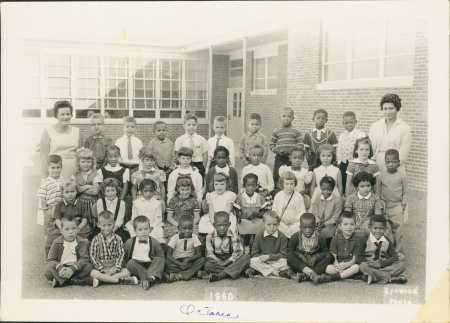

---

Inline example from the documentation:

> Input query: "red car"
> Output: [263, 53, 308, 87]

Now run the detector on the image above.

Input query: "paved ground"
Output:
[22, 150, 427, 303]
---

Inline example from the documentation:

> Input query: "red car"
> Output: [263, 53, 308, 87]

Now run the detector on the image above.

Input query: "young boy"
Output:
[174, 113, 208, 179]
[84, 113, 113, 170]
[239, 113, 268, 167]
[90, 211, 138, 287]
[164, 215, 206, 282]
[322, 211, 360, 282]
[205, 211, 250, 282]
[248, 211, 289, 277]
[44, 216, 94, 287]
[206, 116, 236, 169]
[124, 216, 166, 289]
[148, 121, 176, 177]
[303, 109, 338, 171]
[38, 155, 65, 248]
[115, 116, 143, 181]
[376, 149, 408, 258]
[355, 215, 407, 284]
[287, 213, 334, 284]
[269, 107, 305, 184]
[336, 111, 366, 189]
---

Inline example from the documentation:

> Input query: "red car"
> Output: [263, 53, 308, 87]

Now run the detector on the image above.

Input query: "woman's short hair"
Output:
[53, 100, 73, 118]
[380, 93, 402, 111]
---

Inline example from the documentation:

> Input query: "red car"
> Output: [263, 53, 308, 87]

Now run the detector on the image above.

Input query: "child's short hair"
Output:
[47, 154, 62, 166]
[277, 170, 298, 190]
[61, 216, 79, 228]
[249, 113, 262, 123]
[138, 146, 156, 160]
[214, 211, 230, 223]
[249, 144, 264, 154]
[184, 113, 198, 124]
[209, 172, 233, 192]
[139, 179, 157, 192]
[313, 108, 328, 119]
[343, 111, 356, 120]
[380, 93, 402, 111]
[174, 176, 196, 198]
[243, 173, 258, 186]
[177, 147, 193, 158]
[385, 149, 400, 160]
[153, 120, 167, 131]
[76, 148, 97, 172]
[289, 147, 305, 158]
[61, 180, 77, 192]
[123, 116, 136, 125]
[98, 210, 114, 222]
[352, 137, 374, 159]
[338, 211, 356, 224]
[370, 214, 387, 227]
[89, 113, 104, 124]
[214, 116, 227, 124]
[352, 171, 376, 188]
[281, 107, 294, 116]
[263, 210, 281, 223]
[133, 215, 150, 229]
[300, 212, 316, 225]
[53, 100, 73, 118]
[100, 178, 122, 195]
[178, 214, 194, 227]
[214, 146, 229, 158]
[106, 145, 121, 156]
[319, 175, 336, 190]
[313, 144, 337, 168]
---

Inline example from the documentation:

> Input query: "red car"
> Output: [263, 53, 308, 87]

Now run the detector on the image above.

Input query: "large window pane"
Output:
[324, 63, 347, 81]
[386, 34, 415, 56]
[326, 28, 347, 47]
[385, 55, 414, 77]
[254, 58, 265, 78]
[352, 59, 379, 79]
[254, 79, 265, 90]
[325, 45, 347, 63]
[267, 57, 278, 77]
[353, 21, 380, 42]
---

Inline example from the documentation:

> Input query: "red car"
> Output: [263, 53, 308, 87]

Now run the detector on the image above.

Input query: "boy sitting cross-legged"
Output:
[205, 211, 251, 282]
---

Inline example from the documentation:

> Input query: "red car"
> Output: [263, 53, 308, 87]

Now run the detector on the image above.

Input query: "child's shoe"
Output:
[93, 278, 100, 288]
[244, 246, 250, 254]
[166, 273, 183, 283]
[68, 276, 93, 286]
[51, 278, 58, 288]
[297, 273, 310, 283]
[353, 274, 368, 283]
[197, 270, 206, 279]
[367, 275, 373, 285]
[309, 271, 321, 285]
[397, 252, 405, 261]
[389, 275, 407, 284]
[244, 268, 255, 278]
[319, 274, 332, 284]
[279, 269, 292, 279]
[209, 273, 222, 282]
[119, 277, 138, 285]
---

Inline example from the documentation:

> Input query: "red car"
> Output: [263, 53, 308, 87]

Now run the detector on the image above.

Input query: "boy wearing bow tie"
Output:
[124, 216, 166, 290]
[84, 113, 113, 170]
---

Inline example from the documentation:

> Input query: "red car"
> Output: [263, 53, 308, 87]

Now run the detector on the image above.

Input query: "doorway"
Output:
[227, 88, 243, 142]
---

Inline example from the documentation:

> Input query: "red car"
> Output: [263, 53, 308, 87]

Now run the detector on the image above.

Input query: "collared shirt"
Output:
[96, 197, 126, 228]
[37, 176, 65, 206]
[174, 133, 208, 162]
[301, 232, 316, 252]
[263, 230, 279, 238]
[167, 166, 203, 203]
[78, 169, 101, 183]
[279, 166, 312, 192]
[53, 199, 88, 220]
[239, 131, 268, 163]
[337, 128, 366, 164]
[89, 232, 124, 272]
[358, 192, 371, 200]
[96, 164, 130, 184]
[369, 233, 388, 243]
[84, 134, 112, 168]
[241, 163, 274, 192]
[168, 233, 202, 260]
[206, 229, 243, 263]
[215, 164, 230, 176]
[303, 128, 338, 153]
[207, 134, 235, 167]
[115, 135, 143, 165]
[330, 232, 358, 262]
[61, 240, 78, 265]
[131, 196, 163, 229]
[345, 192, 383, 219]
[132, 237, 151, 262]
[148, 137, 175, 168]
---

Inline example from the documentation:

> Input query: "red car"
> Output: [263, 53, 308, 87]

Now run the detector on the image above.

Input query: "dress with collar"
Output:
[235, 192, 265, 234]
[241, 163, 274, 192]
[310, 164, 341, 204]
[131, 168, 166, 199]
[72, 170, 101, 223]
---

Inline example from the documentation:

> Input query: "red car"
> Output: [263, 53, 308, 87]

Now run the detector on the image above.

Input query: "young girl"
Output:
[199, 172, 237, 235]
[167, 147, 203, 206]
[309, 144, 343, 204]
[94, 178, 128, 241]
[204, 146, 239, 195]
[164, 177, 201, 241]
[272, 171, 306, 238]
[345, 137, 380, 197]
[125, 179, 165, 243]
[72, 149, 101, 229]
[311, 176, 342, 245]
[235, 173, 265, 254]
[278, 147, 313, 209]
[131, 147, 166, 202]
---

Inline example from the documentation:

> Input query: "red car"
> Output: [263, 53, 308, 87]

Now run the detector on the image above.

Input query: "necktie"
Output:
[184, 239, 187, 251]
[127, 137, 133, 160]
[189, 135, 195, 151]
[216, 137, 220, 148]
[138, 239, 148, 244]
[374, 241, 382, 260]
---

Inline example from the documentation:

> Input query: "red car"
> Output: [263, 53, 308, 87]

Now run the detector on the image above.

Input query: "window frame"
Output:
[252, 55, 278, 91]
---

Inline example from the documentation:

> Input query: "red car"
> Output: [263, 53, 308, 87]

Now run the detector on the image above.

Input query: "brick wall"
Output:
[286, 18, 428, 191]
[212, 55, 230, 121]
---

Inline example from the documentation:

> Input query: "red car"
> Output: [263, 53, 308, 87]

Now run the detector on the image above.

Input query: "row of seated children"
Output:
[44, 208, 407, 289]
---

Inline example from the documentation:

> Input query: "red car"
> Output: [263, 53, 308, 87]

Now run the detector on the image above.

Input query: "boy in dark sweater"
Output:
[248, 211, 289, 277]
[287, 212, 334, 284]
[355, 215, 407, 284]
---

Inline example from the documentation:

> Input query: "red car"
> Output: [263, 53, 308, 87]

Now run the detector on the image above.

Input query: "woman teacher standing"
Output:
[369, 94, 411, 173]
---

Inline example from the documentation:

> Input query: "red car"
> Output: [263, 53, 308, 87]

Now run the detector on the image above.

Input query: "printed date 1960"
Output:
[204, 287, 237, 301]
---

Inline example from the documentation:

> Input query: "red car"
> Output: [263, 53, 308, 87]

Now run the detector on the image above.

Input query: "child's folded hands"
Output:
[305, 255, 318, 267]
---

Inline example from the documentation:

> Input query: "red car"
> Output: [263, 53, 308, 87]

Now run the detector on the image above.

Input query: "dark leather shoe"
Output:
[390, 275, 407, 284]
[353, 274, 368, 282]
[297, 273, 310, 283]
[320, 274, 332, 283]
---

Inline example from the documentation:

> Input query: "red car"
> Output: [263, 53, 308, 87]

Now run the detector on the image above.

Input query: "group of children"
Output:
[40, 105, 409, 289]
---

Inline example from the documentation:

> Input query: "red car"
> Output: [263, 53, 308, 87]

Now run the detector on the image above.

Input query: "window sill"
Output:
[250, 89, 277, 96]
[316, 77, 414, 90]
[21, 117, 209, 125]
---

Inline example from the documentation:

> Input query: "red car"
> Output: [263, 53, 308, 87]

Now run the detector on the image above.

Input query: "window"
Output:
[253, 56, 277, 90]
[323, 19, 415, 83]
[230, 59, 243, 77]
[22, 51, 209, 121]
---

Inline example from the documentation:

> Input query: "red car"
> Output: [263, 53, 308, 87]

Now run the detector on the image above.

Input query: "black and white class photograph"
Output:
[1, 1, 448, 322]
